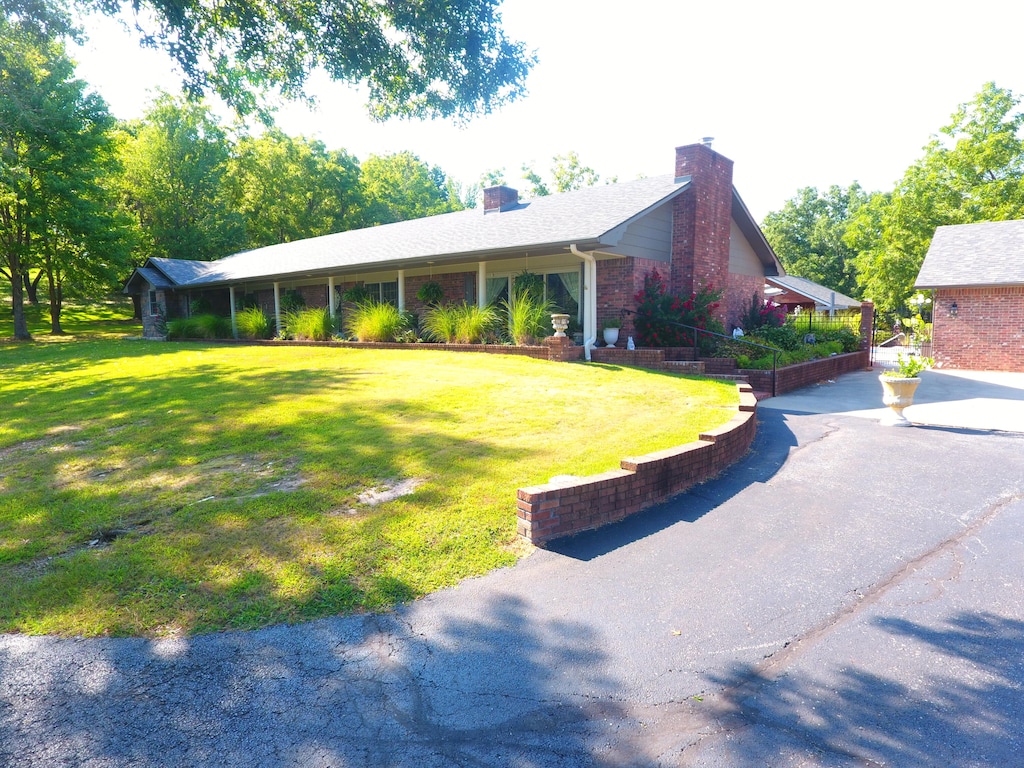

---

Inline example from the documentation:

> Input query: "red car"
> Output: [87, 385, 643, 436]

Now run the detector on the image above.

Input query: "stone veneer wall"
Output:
[516, 384, 757, 545]
[931, 287, 1024, 371]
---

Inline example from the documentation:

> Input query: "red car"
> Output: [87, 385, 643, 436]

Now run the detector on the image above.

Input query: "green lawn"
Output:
[0, 331, 739, 637]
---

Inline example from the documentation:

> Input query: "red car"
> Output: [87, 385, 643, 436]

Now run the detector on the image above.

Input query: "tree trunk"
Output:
[45, 252, 64, 335]
[23, 270, 42, 304]
[9, 270, 31, 340]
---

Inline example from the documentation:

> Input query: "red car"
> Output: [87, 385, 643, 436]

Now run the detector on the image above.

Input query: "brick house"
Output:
[915, 220, 1024, 372]
[124, 141, 783, 354]
[764, 275, 860, 315]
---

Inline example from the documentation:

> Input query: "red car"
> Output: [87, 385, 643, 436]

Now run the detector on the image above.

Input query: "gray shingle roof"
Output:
[766, 275, 860, 309]
[916, 220, 1024, 288]
[152, 174, 691, 288]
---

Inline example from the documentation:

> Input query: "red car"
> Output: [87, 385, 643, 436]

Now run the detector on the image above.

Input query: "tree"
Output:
[360, 152, 465, 225]
[519, 151, 602, 198]
[761, 183, 868, 299]
[847, 82, 1024, 316]
[0, 17, 128, 337]
[227, 131, 362, 249]
[70, 0, 535, 121]
[116, 93, 245, 263]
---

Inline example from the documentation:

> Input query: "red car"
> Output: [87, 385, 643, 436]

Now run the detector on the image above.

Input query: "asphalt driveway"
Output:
[3, 368, 1023, 766]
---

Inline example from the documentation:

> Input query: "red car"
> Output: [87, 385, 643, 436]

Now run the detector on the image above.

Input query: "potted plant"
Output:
[602, 317, 621, 348]
[879, 353, 933, 427]
[416, 280, 445, 307]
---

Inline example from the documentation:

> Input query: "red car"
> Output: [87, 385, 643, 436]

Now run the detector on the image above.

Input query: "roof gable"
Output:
[916, 219, 1024, 288]
[766, 275, 860, 309]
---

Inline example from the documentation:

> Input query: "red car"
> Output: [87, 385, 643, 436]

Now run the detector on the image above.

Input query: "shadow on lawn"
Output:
[0, 591, 657, 767]
[702, 611, 1024, 766]
[0, 344, 535, 634]
[548, 408, 798, 561]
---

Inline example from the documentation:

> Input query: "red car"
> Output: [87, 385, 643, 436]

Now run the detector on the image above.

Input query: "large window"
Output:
[486, 269, 582, 323]
[364, 281, 399, 305]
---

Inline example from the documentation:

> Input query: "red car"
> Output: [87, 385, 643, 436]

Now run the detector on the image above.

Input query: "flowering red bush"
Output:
[632, 269, 724, 348]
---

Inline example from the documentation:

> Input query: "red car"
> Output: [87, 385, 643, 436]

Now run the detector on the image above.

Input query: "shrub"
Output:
[739, 292, 786, 331]
[344, 301, 408, 342]
[753, 324, 803, 351]
[502, 288, 553, 345]
[816, 326, 860, 353]
[236, 306, 271, 339]
[282, 307, 334, 341]
[632, 269, 724, 351]
[165, 314, 232, 340]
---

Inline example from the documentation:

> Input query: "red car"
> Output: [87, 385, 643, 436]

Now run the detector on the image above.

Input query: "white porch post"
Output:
[229, 285, 238, 339]
[398, 270, 406, 311]
[477, 261, 487, 308]
[273, 282, 281, 336]
[328, 276, 336, 318]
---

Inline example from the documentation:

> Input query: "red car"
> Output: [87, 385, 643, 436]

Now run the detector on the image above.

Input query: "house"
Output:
[915, 219, 1024, 372]
[124, 141, 784, 354]
[764, 275, 860, 315]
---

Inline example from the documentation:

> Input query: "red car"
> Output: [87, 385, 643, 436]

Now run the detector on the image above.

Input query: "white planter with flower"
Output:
[602, 319, 621, 348]
[880, 354, 932, 427]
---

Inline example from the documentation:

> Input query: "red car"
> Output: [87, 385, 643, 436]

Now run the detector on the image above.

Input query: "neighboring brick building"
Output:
[125, 141, 784, 353]
[915, 220, 1024, 372]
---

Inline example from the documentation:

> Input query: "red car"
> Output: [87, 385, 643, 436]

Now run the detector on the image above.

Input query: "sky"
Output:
[70, 0, 1024, 222]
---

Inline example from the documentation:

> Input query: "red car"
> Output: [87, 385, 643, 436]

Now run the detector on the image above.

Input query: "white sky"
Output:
[70, 0, 1024, 221]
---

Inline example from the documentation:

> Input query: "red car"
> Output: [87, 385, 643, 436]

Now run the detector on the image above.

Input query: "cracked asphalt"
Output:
[3, 368, 1024, 766]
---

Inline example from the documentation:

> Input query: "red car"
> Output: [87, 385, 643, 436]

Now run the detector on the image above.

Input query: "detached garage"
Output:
[915, 220, 1024, 372]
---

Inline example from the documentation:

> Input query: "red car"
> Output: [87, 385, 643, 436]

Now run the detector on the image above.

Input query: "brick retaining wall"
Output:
[740, 350, 870, 395]
[516, 384, 757, 545]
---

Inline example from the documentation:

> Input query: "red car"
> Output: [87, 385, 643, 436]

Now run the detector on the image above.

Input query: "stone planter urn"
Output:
[603, 327, 620, 348]
[550, 313, 570, 338]
[879, 375, 921, 427]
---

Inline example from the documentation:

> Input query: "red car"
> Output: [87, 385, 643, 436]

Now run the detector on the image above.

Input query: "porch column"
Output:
[477, 261, 487, 309]
[328, 276, 336, 318]
[229, 285, 238, 339]
[273, 282, 281, 336]
[398, 270, 406, 311]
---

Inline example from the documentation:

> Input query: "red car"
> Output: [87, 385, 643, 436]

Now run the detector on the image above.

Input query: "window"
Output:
[546, 270, 581, 321]
[148, 290, 160, 316]
[364, 281, 399, 306]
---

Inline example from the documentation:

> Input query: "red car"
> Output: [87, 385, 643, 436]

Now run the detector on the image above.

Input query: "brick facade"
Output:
[517, 384, 757, 545]
[404, 271, 476, 315]
[932, 287, 1024, 371]
[672, 144, 734, 322]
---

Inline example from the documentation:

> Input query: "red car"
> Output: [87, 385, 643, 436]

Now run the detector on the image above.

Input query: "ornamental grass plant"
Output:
[344, 301, 408, 342]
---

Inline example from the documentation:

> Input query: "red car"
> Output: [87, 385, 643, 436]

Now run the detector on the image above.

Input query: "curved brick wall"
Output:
[516, 383, 757, 545]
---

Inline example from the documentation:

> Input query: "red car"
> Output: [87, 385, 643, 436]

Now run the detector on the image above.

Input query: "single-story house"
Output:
[915, 219, 1024, 372]
[124, 141, 784, 354]
[764, 275, 860, 315]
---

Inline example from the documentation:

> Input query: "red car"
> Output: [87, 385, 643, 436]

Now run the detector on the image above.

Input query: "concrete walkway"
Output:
[2, 368, 1024, 766]
[765, 364, 1024, 433]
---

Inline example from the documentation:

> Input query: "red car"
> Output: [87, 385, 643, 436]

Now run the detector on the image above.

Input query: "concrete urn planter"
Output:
[603, 327, 620, 348]
[880, 375, 921, 427]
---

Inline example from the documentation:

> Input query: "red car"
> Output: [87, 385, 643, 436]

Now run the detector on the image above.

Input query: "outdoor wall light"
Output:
[949, 301, 959, 318]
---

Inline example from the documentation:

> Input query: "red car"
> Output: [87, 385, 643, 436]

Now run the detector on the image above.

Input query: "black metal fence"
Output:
[785, 312, 860, 335]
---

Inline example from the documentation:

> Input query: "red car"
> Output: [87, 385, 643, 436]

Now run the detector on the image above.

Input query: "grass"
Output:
[0, 303, 739, 638]
[1, 293, 141, 339]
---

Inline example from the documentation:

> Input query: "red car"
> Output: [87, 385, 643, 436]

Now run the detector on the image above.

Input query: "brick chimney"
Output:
[483, 185, 519, 213]
[671, 141, 734, 301]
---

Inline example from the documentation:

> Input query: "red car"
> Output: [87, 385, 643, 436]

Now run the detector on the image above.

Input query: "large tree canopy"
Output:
[0, 15, 127, 338]
[761, 183, 867, 299]
[847, 82, 1024, 315]
[71, 0, 535, 121]
[116, 93, 245, 262]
